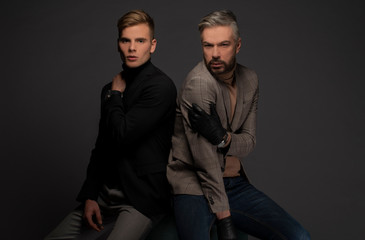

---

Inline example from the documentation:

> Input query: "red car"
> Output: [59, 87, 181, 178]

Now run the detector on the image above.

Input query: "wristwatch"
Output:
[217, 133, 229, 148]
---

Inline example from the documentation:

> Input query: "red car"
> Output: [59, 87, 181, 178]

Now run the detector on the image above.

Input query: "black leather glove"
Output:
[217, 216, 238, 240]
[188, 103, 227, 145]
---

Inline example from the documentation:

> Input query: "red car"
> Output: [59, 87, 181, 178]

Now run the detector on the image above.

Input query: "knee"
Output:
[300, 229, 311, 240]
[292, 226, 311, 240]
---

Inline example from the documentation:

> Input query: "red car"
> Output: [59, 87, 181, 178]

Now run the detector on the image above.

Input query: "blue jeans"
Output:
[173, 176, 310, 240]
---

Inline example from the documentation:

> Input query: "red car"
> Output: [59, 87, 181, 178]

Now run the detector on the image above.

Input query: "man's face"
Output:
[201, 26, 241, 78]
[118, 23, 156, 68]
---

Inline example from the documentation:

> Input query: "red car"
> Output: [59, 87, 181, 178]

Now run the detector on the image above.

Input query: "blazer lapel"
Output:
[201, 63, 231, 129]
[230, 67, 245, 131]
[219, 82, 232, 129]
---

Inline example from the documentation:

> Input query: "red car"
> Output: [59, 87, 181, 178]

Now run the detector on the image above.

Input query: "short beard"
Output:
[205, 57, 236, 79]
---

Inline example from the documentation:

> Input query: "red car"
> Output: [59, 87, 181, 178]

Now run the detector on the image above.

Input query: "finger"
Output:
[192, 103, 203, 113]
[209, 103, 216, 111]
[188, 106, 200, 120]
[188, 116, 197, 129]
[210, 104, 222, 122]
[188, 107, 200, 118]
[85, 213, 100, 232]
[188, 113, 198, 129]
[209, 103, 218, 116]
[188, 112, 200, 125]
[95, 209, 104, 230]
[188, 105, 200, 119]
[192, 103, 211, 118]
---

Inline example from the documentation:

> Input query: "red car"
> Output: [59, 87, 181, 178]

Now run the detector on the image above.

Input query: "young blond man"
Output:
[45, 10, 176, 240]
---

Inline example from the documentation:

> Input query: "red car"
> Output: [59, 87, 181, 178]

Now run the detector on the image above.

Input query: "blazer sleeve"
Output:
[179, 75, 230, 213]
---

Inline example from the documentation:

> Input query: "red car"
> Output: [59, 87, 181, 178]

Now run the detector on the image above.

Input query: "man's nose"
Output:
[129, 41, 136, 52]
[212, 46, 220, 58]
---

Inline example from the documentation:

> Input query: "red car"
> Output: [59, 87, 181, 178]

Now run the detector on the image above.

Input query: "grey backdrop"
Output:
[1, 0, 364, 239]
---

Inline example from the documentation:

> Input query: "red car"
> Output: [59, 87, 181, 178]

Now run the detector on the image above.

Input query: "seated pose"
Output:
[167, 10, 310, 240]
[45, 10, 176, 240]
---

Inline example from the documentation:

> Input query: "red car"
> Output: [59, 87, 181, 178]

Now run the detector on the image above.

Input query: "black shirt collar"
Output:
[122, 59, 151, 83]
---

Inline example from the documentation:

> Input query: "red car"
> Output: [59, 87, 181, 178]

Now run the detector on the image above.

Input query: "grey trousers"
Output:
[45, 185, 162, 240]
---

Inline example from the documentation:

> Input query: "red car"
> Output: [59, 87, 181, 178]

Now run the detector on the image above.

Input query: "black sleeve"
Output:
[104, 77, 176, 145]
[76, 84, 111, 202]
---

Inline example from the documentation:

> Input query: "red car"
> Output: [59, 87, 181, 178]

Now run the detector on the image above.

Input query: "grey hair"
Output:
[198, 10, 240, 41]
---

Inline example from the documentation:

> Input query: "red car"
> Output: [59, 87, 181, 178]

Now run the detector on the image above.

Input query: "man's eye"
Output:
[203, 44, 213, 48]
[137, 40, 145, 43]
[119, 39, 128, 43]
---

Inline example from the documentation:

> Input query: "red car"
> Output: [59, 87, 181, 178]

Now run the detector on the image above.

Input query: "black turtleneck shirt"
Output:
[77, 60, 177, 218]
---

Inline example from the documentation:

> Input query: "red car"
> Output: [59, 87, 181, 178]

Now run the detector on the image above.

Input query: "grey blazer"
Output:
[167, 61, 259, 213]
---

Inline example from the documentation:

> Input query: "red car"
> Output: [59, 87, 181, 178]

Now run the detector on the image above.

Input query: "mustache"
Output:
[209, 60, 225, 65]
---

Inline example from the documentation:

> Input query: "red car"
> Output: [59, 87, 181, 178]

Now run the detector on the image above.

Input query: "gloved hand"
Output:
[188, 103, 227, 145]
[216, 216, 238, 240]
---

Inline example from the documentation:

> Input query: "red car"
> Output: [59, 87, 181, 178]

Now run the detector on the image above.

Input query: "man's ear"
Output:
[150, 39, 157, 54]
[236, 37, 242, 54]
[117, 38, 121, 52]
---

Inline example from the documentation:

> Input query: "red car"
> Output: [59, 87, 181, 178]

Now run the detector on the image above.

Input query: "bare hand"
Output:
[84, 199, 104, 232]
[216, 210, 231, 220]
[112, 73, 126, 92]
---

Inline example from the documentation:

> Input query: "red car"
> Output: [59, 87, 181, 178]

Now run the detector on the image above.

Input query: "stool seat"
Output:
[147, 213, 248, 240]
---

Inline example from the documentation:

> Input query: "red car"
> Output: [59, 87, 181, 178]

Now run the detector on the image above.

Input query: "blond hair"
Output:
[117, 10, 155, 39]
